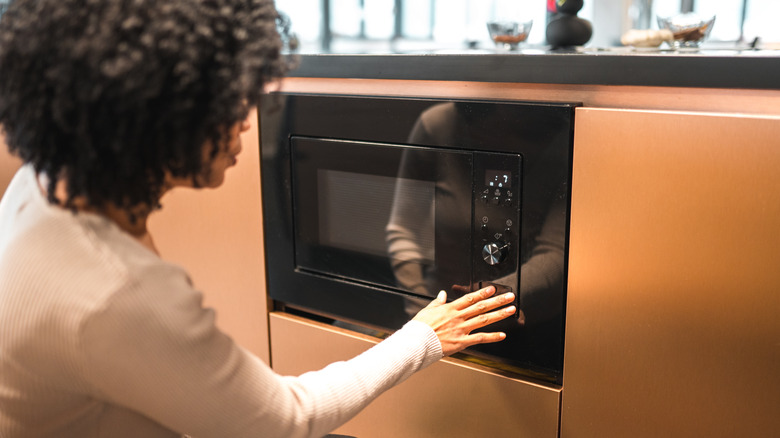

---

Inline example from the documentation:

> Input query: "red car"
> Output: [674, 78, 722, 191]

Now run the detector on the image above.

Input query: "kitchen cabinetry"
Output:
[562, 108, 780, 437]
[266, 75, 780, 436]
[271, 312, 561, 438]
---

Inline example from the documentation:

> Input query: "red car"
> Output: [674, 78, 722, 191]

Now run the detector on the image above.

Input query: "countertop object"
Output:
[620, 29, 674, 48]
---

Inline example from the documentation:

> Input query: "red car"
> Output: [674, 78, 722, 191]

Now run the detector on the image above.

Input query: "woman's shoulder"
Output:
[1, 173, 195, 325]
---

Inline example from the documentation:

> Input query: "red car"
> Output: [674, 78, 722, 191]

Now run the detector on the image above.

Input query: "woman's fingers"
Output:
[412, 284, 516, 356]
[463, 304, 517, 333]
[460, 291, 515, 320]
[460, 303, 516, 348]
[450, 285, 496, 310]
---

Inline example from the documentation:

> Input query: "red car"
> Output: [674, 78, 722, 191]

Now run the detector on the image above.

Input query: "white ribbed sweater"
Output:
[0, 166, 443, 438]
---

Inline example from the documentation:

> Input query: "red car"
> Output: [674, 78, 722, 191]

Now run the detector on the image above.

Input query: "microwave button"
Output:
[503, 190, 514, 206]
[482, 242, 508, 266]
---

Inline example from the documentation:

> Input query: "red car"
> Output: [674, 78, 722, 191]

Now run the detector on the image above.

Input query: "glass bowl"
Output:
[657, 13, 715, 49]
[487, 20, 533, 50]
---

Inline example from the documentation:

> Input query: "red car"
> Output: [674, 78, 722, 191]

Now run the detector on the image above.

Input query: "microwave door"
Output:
[291, 137, 473, 299]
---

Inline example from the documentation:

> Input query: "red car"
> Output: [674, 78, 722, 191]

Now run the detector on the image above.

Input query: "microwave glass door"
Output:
[292, 136, 473, 298]
[262, 93, 578, 383]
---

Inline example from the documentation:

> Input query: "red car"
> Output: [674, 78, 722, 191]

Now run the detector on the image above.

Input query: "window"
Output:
[274, 0, 777, 53]
[279, 0, 584, 52]
[743, 1, 780, 42]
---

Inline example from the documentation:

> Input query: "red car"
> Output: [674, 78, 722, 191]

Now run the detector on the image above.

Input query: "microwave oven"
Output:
[260, 93, 578, 384]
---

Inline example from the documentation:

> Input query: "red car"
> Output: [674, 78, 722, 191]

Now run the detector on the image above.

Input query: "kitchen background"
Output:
[273, 0, 780, 52]
[1, 1, 777, 51]
[1, 1, 778, 436]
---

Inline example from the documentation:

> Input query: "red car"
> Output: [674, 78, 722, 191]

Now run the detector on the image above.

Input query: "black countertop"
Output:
[286, 49, 780, 90]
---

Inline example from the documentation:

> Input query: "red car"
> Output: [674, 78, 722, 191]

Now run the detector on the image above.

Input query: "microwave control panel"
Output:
[472, 152, 522, 310]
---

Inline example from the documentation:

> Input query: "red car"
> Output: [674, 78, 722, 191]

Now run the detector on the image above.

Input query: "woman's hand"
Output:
[412, 286, 516, 356]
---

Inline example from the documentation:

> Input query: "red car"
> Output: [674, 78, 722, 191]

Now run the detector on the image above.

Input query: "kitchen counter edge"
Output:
[285, 52, 780, 90]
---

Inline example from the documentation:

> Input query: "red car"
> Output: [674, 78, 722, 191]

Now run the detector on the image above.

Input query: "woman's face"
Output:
[199, 116, 251, 188]
[167, 116, 251, 190]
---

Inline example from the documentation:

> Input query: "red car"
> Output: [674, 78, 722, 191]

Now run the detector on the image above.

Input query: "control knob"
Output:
[482, 242, 508, 266]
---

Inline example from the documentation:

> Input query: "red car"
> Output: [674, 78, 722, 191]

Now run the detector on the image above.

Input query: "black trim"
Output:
[260, 93, 580, 385]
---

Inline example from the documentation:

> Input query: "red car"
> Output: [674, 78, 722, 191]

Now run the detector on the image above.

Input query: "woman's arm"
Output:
[79, 266, 512, 438]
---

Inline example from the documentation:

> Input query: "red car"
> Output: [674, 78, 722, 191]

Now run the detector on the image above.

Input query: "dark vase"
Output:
[545, 0, 592, 48]
[556, 0, 584, 15]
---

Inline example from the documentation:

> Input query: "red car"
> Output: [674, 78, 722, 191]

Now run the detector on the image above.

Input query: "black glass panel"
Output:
[260, 93, 578, 384]
[292, 137, 472, 298]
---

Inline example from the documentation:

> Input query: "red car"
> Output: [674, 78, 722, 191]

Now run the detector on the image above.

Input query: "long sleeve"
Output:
[0, 165, 443, 438]
[78, 264, 442, 438]
[279, 320, 442, 437]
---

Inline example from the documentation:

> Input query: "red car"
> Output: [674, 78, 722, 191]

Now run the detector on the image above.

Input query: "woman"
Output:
[0, 1, 515, 437]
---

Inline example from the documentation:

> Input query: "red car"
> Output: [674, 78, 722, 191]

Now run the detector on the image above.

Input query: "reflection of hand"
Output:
[392, 262, 429, 295]
[449, 284, 472, 295]
[412, 286, 516, 356]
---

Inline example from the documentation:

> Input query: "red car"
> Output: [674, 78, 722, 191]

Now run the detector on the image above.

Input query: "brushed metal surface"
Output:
[270, 312, 561, 438]
[0, 136, 22, 195]
[562, 108, 780, 437]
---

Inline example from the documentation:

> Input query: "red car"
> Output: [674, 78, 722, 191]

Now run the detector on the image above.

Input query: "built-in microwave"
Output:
[260, 94, 577, 384]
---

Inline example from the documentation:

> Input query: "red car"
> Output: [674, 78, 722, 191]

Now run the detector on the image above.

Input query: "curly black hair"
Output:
[0, 0, 289, 210]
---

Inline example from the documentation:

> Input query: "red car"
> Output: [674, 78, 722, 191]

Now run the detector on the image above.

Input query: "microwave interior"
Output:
[260, 93, 578, 384]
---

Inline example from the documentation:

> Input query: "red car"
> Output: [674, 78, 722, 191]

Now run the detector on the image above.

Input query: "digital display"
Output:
[485, 170, 511, 188]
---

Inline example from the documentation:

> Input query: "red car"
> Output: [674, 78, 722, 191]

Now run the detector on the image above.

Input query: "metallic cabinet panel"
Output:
[562, 108, 780, 437]
[270, 312, 561, 438]
[0, 136, 22, 195]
